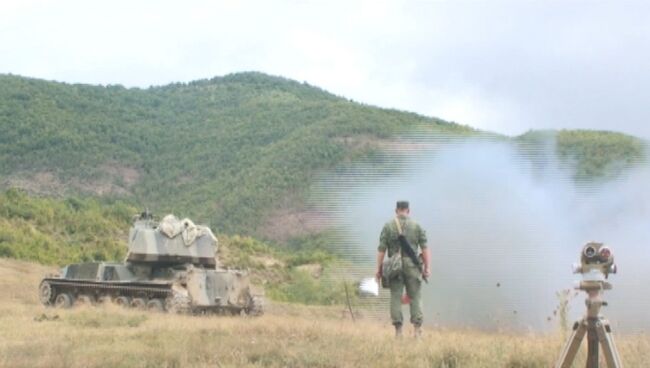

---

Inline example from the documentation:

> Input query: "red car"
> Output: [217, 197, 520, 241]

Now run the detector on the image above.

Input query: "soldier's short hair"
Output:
[396, 201, 409, 210]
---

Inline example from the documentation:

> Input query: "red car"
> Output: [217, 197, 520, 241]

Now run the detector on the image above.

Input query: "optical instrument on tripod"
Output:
[555, 242, 623, 368]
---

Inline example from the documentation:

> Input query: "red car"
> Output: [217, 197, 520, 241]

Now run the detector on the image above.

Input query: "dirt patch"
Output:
[295, 263, 323, 279]
[259, 207, 332, 242]
[251, 255, 285, 268]
[332, 134, 389, 151]
[332, 134, 436, 153]
[98, 163, 140, 187]
[2, 163, 140, 197]
[2, 172, 67, 196]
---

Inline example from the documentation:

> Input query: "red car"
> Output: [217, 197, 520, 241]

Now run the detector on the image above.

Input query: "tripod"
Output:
[555, 285, 623, 368]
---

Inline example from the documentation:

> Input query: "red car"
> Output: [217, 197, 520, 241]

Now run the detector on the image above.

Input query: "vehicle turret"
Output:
[126, 213, 218, 268]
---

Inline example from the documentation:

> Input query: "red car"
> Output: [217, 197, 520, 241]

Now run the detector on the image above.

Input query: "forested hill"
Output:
[0, 72, 646, 237]
[0, 72, 472, 235]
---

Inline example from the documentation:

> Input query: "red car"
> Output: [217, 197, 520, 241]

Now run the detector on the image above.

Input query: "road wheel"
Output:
[130, 298, 147, 310]
[54, 293, 74, 309]
[146, 299, 165, 312]
[75, 295, 95, 306]
[97, 296, 112, 305]
[114, 296, 131, 308]
[39, 281, 55, 306]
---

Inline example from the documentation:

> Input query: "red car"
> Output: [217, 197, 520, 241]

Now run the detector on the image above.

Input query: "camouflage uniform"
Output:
[378, 214, 427, 327]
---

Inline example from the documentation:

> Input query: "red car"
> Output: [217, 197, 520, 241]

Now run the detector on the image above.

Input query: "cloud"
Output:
[1, 0, 649, 138]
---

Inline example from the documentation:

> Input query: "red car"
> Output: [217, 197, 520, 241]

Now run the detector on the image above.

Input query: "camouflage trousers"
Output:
[389, 266, 423, 326]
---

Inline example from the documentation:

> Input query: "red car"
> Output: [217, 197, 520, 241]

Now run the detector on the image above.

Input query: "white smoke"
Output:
[322, 137, 649, 332]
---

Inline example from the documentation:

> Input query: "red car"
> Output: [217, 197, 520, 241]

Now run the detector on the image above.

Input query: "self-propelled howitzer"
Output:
[38, 212, 263, 315]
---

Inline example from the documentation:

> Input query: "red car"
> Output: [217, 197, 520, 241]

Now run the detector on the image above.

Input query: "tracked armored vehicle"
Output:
[38, 212, 263, 315]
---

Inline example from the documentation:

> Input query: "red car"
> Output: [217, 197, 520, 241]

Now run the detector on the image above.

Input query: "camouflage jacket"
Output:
[378, 214, 427, 269]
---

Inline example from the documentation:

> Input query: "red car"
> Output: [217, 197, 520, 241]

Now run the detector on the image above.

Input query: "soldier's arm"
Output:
[418, 225, 431, 277]
[376, 225, 390, 280]
[376, 250, 385, 281]
[421, 247, 431, 278]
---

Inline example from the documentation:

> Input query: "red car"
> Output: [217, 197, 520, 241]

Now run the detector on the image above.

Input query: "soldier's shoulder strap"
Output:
[393, 217, 403, 235]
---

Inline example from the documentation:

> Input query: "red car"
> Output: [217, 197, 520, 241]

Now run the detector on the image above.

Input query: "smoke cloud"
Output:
[318, 136, 650, 332]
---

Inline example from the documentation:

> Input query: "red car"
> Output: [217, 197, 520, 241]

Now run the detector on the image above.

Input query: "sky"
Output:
[1, 0, 650, 138]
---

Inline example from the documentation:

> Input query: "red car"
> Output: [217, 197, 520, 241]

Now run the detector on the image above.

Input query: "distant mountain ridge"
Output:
[0, 72, 645, 238]
[0, 72, 471, 236]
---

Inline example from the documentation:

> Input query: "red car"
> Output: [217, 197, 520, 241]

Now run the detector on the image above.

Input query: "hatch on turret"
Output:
[126, 213, 218, 268]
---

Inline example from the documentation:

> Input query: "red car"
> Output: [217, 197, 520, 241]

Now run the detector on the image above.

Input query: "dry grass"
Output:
[1, 257, 649, 368]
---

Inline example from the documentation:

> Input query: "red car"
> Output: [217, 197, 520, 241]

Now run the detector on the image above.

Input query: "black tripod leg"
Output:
[596, 320, 623, 368]
[555, 320, 588, 368]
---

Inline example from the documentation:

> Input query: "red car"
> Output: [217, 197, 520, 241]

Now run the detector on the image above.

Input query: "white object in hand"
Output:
[358, 277, 379, 296]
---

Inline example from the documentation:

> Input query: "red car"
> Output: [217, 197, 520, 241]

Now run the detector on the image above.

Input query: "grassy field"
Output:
[1, 258, 649, 368]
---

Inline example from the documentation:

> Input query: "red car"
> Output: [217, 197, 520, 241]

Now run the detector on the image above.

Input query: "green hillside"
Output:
[0, 188, 133, 264]
[0, 73, 472, 235]
[556, 130, 646, 180]
[0, 72, 646, 240]
[516, 129, 646, 180]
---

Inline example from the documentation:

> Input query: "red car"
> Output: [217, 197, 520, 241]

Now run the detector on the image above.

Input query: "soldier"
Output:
[375, 200, 430, 338]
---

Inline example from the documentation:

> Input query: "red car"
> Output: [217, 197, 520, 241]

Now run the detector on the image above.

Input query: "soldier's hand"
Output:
[422, 268, 431, 279]
[375, 270, 382, 282]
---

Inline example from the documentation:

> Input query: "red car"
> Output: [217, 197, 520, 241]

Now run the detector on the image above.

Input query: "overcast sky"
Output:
[1, 0, 649, 138]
